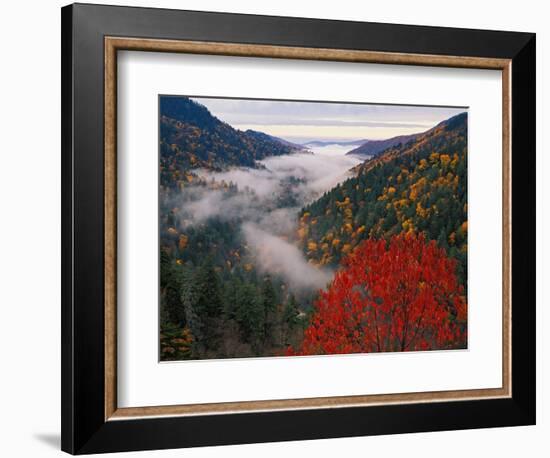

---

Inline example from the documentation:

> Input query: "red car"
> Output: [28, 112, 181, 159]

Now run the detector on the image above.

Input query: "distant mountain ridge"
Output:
[245, 129, 307, 151]
[303, 139, 368, 148]
[160, 97, 302, 188]
[346, 133, 420, 158]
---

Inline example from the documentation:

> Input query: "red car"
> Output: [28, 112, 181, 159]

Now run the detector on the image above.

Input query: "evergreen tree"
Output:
[261, 277, 278, 346]
[222, 278, 240, 320]
[160, 250, 186, 325]
[181, 268, 200, 355]
[188, 258, 223, 353]
[282, 294, 300, 345]
[235, 282, 264, 352]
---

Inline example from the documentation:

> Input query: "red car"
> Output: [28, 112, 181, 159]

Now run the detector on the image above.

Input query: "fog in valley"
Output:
[174, 145, 363, 291]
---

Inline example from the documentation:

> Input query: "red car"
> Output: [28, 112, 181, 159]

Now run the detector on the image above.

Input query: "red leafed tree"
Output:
[289, 233, 467, 356]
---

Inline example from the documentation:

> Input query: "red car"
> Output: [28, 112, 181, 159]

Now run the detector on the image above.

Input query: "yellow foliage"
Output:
[409, 177, 427, 201]
[401, 219, 414, 232]
[451, 153, 459, 168]
[307, 241, 318, 252]
[418, 158, 428, 170]
[440, 154, 451, 167]
[297, 226, 308, 240]
[395, 198, 408, 209]
[178, 234, 188, 251]
[336, 197, 351, 207]
[416, 202, 427, 218]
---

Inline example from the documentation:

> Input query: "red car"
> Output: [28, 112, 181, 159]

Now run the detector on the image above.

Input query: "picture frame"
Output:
[61, 3, 536, 454]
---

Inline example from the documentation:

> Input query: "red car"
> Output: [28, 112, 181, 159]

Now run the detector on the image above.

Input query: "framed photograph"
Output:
[61, 3, 536, 454]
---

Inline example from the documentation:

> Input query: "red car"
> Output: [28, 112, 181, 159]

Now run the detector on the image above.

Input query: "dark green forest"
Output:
[159, 97, 313, 359]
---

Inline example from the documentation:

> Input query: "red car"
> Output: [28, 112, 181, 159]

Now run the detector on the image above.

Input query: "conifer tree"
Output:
[188, 257, 223, 353]
[282, 294, 300, 345]
[261, 277, 278, 346]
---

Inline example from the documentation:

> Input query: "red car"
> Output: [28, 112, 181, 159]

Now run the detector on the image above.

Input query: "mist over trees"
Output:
[159, 96, 468, 360]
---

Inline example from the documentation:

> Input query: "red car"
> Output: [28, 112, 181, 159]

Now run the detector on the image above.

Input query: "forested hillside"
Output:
[160, 96, 303, 189]
[245, 129, 306, 150]
[346, 132, 419, 158]
[159, 98, 468, 360]
[159, 97, 313, 360]
[297, 112, 468, 285]
[160, 175, 312, 360]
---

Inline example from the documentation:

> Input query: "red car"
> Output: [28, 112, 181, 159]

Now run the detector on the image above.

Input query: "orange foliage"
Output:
[288, 233, 466, 355]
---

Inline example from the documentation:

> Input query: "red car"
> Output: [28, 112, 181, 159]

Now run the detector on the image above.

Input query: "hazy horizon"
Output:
[189, 96, 466, 144]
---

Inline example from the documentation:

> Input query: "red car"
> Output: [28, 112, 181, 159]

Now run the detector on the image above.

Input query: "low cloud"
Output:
[257, 207, 300, 237]
[182, 190, 262, 224]
[243, 223, 333, 291]
[194, 149, 360, 203]
[201, 167, 280, 200]
[261, 146, 360, 196]
[174, 145, 361, 292]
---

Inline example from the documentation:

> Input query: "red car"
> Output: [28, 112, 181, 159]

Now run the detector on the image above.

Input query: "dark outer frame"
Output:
[61, 3, 536, 454]
[104, 38, 511, 419]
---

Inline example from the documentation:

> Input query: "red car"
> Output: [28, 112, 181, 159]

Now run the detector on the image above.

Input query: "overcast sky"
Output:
[191, 97, 466, 143]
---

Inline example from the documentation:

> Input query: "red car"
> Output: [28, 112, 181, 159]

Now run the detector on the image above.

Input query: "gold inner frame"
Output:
[104, 36, 512, 421]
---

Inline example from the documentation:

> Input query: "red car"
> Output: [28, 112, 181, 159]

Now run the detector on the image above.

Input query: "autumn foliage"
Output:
[288, 233, 467, 356]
